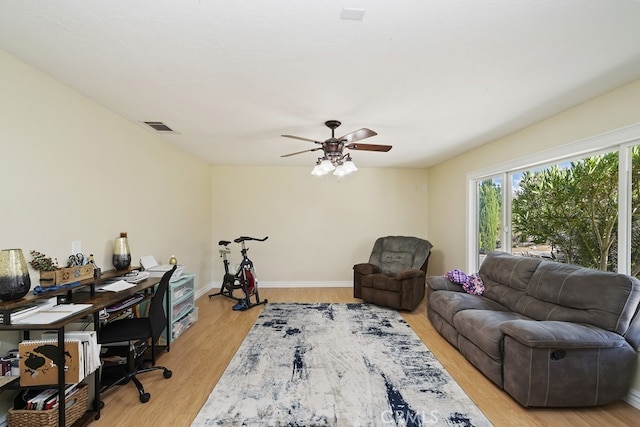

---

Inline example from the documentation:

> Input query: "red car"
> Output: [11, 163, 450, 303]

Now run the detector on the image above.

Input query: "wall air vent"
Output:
[143, 121, 174, 132]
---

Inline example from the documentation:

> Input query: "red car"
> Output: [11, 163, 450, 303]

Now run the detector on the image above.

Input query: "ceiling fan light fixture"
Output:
[282, 120, 390, 178]
[333, 164, 350, 177]
[311, 163, 328, 176]
[320, 159, 335, 172]
[342, 156, 358, 173]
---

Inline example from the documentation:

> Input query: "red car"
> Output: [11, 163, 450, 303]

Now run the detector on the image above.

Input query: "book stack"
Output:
[22, 382, 80, 410]
[41, 331, 101, 377]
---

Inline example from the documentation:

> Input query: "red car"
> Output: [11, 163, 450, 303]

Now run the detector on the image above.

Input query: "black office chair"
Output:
[98, 265, 175, 403]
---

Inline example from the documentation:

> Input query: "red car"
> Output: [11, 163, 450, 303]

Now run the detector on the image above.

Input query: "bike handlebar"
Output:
[234, 236, 269, 243]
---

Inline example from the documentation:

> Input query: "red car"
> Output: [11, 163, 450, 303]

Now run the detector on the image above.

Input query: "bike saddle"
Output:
[234, 236, 269, 243]
[218, 240, 232, 246]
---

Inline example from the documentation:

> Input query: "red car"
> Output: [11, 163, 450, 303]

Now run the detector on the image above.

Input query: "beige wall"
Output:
[211, 166, 430, 285]
[427, 79, 640, 275]
[0, 49, 213, 417]
[0, 49, 213, 298]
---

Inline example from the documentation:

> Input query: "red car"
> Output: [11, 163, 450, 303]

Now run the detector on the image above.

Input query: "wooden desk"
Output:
[0, 271, 166, 427]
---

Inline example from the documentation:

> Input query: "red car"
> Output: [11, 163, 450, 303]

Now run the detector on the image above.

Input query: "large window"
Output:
[468, 124, 640, 277]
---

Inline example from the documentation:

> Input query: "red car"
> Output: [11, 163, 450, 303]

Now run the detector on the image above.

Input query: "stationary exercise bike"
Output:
[208, 236, 268, 311]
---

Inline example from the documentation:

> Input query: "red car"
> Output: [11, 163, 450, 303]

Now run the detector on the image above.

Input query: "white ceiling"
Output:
[2, 0, 640, 168]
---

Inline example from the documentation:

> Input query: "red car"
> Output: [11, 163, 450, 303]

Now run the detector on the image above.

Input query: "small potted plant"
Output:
[29, 250, 59, 281]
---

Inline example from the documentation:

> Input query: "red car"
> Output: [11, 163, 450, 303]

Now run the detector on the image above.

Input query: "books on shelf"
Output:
[18, 332, 100, 386]
[41, 331, 101, 377]
[22, 382, 80, 410]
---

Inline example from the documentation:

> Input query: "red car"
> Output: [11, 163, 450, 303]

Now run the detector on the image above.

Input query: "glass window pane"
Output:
[477, 177, 503, 266]
[510, 151, 619, 271]
[631, 145, 640, 277]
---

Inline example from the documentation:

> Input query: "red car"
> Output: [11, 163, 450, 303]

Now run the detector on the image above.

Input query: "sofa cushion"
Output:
[500, 320, 628, 349]
[520, 260, 640, 335]
[479, 251, 542, 311]
[453, 309, 531, 360]
[426, 275, 464, 293]
[361, 286, 401, 309]
[429, 290, 509, 325]
[361, 274, 401, 292]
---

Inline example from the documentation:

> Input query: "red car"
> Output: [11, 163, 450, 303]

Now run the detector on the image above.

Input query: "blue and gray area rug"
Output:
[192, 303, 492, 426]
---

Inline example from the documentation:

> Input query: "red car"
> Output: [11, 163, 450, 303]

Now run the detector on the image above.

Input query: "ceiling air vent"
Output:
[143, 121, 174, 132]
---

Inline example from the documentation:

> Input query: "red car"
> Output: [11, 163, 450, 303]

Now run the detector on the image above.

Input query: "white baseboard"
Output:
[259, 281, 352, 288]
[195, 281, 352, 300]
[625, 387, 640, 409]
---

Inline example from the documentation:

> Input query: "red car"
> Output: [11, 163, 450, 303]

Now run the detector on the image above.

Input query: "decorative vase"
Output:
[0, 249, 31, 301]
[112, 232, 132, 270]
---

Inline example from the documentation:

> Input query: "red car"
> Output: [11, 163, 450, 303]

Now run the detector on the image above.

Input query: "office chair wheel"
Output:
[164, 369, 173, 379]
[139, 392, 151, 403]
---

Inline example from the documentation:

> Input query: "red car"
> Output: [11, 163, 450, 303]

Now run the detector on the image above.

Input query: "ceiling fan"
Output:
[281, 120, 392, 176]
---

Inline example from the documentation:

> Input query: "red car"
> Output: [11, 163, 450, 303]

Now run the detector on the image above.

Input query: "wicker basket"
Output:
[7, 383, 88, 427]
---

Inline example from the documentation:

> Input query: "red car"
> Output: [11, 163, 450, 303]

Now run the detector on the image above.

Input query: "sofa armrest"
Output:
[426, 275, 464, 292]
[395, 269, 425, 280]
[500, 320, 627, 349]
[353, 263, 381, 275]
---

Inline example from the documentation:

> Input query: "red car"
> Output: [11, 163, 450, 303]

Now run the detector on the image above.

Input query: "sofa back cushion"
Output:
[369, 236, 433, 275]
[517, 260, 640, 336]
[479, 251, 542, 311]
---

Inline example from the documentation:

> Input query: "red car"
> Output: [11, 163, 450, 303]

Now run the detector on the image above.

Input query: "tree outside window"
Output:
[511, 151, 624, 272]
[478, 179, 502, 255]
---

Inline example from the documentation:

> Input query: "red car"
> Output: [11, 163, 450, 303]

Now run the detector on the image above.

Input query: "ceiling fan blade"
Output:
[280, 147, 323, 158]
[281, 134, 323, 144]
[346, 143, 392, 152]
[338, 128, 377, 143]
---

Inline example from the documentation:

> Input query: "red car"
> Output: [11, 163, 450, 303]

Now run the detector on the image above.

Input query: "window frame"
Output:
[466, 122, 640, 273]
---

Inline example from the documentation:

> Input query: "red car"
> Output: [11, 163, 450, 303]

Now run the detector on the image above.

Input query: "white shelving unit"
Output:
[166, 273, 198, 343]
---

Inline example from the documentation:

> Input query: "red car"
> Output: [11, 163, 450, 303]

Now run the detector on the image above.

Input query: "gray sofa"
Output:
[426, 251, 640, 407]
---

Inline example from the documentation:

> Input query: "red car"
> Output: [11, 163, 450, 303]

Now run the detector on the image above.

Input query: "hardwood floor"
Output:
[90, 288, 640, 426]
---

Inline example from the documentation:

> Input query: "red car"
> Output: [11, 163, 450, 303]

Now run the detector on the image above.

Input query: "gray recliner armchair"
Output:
[353, 236, 433, 311]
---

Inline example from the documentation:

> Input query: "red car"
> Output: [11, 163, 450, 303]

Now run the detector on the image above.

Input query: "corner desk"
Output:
[0, 269, 169, 427]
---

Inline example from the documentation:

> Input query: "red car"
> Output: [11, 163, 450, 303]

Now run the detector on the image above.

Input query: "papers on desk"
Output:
[140, 255, 184, 281]
[97, 280, 136, 292]
[114, 270, 150, 284]
[12, 303, 93, 325]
